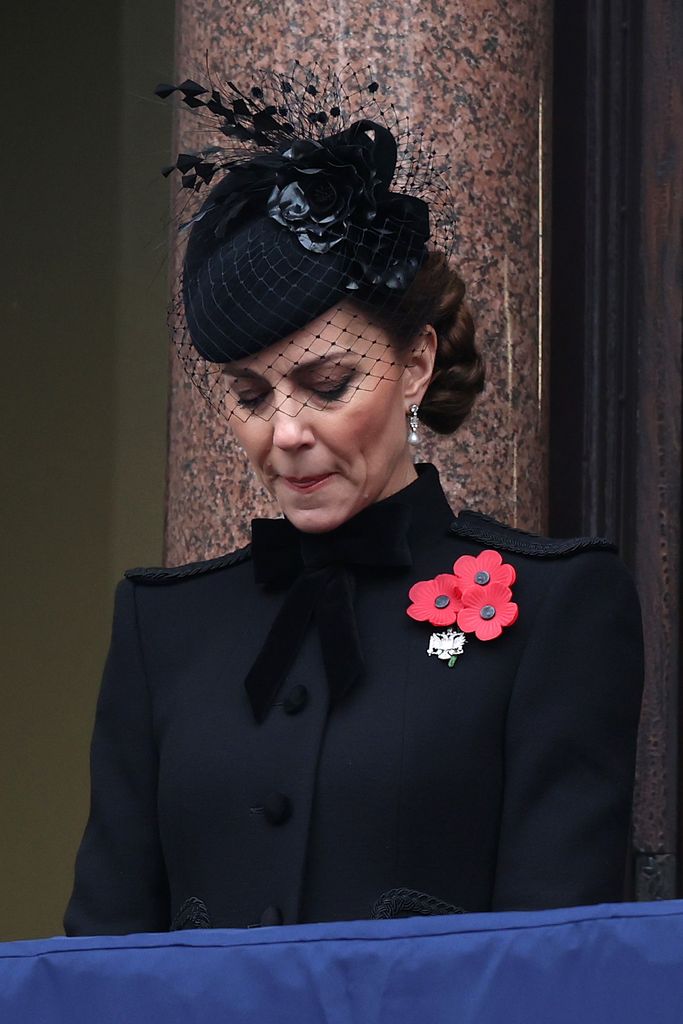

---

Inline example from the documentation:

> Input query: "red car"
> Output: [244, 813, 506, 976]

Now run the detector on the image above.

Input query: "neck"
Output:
[376, 450, 418, 503]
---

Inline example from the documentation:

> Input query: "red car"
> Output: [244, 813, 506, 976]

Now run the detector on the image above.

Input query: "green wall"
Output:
[2, 1, 174, 939]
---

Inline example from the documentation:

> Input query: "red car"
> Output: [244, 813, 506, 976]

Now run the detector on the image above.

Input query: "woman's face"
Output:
[224, 303, 436, 533]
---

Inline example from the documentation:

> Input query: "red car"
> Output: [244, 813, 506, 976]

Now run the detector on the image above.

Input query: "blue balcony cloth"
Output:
[2, 900, 683, 1024]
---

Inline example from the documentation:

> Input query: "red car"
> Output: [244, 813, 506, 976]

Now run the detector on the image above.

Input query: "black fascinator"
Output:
[157, 62, 458, 421]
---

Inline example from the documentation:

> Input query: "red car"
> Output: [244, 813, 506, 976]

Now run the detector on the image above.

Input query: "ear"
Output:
[401, 325, 437, 405]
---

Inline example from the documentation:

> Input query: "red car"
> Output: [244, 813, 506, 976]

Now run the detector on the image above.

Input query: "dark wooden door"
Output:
[549, 0, 682, 899]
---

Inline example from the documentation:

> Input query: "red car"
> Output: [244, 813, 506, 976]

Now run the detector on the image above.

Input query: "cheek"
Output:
[326, 381, 406, 466]
[230, 419, 270, 472]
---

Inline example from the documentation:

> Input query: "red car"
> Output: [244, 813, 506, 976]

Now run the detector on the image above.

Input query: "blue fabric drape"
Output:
[2, 901, 682, 1024]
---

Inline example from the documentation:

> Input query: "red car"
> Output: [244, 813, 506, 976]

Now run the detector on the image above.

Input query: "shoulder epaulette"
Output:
[124, 544, 252, 583]
[450, 509, 617, 558]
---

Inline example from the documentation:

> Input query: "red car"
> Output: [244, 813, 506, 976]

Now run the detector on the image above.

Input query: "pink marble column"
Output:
[165, 1, 552, 563]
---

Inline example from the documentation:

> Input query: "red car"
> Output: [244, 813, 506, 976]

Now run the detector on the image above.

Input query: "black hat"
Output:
[176, 115, 430, 362]
[157, 64, 456, 417]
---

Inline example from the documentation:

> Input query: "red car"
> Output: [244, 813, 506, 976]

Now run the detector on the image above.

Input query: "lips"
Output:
[281, 473, 334, 493]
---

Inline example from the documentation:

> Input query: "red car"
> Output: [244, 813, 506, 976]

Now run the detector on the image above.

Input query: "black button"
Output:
[263, 791, 292, 825]
[260, 905, 283, 926]
[283, 684, 309, 714]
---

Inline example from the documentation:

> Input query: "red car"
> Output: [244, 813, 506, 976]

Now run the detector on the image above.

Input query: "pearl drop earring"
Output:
[407, 404, 420, 445]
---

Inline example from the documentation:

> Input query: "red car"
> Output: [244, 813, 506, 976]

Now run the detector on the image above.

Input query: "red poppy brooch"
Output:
[407, 550, 519, 667]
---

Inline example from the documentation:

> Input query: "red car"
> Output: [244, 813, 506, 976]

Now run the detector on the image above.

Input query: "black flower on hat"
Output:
[267, 122, 386, 254]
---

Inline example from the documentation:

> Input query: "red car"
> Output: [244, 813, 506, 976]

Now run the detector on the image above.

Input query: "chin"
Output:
[281, 503, 348, 534]
[273, 475, 356, 533]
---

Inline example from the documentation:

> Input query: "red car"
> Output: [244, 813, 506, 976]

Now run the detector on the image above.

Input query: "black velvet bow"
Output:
[245, 502, 413, 723]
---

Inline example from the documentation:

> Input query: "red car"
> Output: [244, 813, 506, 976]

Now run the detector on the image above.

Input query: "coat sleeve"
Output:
[491, 549, 644, 911]
[64, 578, 170, 935]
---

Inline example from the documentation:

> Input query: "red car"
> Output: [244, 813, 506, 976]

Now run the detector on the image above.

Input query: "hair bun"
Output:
[361, 252, 485, 434]
[418, 256, 484, 434]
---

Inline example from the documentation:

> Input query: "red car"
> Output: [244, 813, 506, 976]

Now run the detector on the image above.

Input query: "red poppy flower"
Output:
[407, 574, 463, 627]
[456, 581, 519, 641]
[452, 548, 516, 591]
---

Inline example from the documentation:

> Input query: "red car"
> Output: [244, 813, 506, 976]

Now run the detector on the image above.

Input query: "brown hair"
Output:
[354, 253, 485, 434]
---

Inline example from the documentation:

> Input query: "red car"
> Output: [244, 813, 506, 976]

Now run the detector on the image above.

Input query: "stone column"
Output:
[166, 0, 552, 563]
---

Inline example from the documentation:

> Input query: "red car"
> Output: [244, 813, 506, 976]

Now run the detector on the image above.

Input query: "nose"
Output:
[270, 400, 316, 451]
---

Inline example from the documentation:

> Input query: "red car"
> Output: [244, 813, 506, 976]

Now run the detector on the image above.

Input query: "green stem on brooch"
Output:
[448, 655, 458, 668]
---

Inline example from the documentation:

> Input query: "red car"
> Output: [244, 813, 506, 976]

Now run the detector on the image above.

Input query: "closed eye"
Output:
[235, 389, 270, 409]
[309, 376, 354, 401]
[235, 377, 355, 409]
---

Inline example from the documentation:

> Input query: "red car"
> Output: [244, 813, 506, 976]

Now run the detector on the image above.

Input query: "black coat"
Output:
[64, 465, 644, 935]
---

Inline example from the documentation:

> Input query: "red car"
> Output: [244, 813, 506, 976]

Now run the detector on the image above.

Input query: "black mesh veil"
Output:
[157, 62, 460, 424]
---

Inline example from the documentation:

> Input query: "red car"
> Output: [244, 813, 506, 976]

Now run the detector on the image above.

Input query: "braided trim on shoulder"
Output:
[169, 896, 212, 931]
[124, 543, 252, 583]
[371, 887, 464, 919]
[450, 509, 617, 557]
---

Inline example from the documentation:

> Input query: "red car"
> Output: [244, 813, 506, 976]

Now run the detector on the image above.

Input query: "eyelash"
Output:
[236, 393, 267, 410]
[236, 376, 353, 409]
[313, 378, 353, 401]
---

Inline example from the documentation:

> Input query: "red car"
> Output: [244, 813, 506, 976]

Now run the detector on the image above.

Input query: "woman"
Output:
[64, 67, 644, 935]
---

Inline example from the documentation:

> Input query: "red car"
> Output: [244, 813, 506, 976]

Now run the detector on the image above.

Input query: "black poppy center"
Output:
[475, 570, 490, 585]
[434, 595, 451, 609]
[308, 177, 338, 210]
[480, 604, 496, 620]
